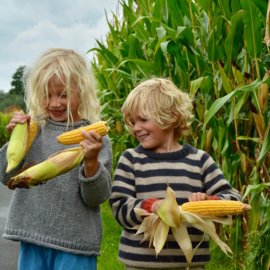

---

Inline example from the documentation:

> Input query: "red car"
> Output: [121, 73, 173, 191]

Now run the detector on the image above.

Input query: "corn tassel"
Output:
[181, 200, 251, 217]
[57, 121, 110, 145]
[25, 122, 38, 156]
[7, 147, 84, 189]
[6, 112, 28, 173]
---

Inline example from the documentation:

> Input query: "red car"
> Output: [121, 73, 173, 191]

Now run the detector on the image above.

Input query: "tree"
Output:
[0, 66, 26, 112]
[9, 65, 25, 96]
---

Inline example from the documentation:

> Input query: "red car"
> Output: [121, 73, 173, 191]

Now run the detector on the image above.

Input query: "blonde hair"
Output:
[121, 78, 194, 140]
[23, 48, 100, 126]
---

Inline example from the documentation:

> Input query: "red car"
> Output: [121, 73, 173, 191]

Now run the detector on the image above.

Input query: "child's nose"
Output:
[132, 122, 141, 132]
[50, 97, 60, 107]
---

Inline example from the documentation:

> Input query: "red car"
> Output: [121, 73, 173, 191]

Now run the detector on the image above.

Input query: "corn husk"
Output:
[6, 111, 28, 173]
[7, 146, 84, 189]
[133, 185, 245, 268]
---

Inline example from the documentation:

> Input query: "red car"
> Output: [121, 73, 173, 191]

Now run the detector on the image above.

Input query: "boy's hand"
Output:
[6, 111, 31, 135]
[80, 130, 103, 178]
[188, 192, 209, 202]
[151, 199, 164, 214]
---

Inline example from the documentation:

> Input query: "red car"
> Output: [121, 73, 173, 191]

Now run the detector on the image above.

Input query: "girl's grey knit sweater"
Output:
[0, 118, 112, 256]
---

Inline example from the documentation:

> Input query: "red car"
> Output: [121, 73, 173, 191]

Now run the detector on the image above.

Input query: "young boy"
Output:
[109, 78, 241, 270]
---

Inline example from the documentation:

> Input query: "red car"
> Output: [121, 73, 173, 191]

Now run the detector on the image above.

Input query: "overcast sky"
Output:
[0, 0, 121, 92]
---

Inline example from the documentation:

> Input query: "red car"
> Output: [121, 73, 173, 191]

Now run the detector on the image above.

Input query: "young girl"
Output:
[0, 48, 112, 270]
[109, 78, 241, 270]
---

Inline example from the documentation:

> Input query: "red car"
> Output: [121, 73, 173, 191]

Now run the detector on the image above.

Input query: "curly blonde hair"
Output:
[122, 78, 194, 140]
[23, 48, 100, 126]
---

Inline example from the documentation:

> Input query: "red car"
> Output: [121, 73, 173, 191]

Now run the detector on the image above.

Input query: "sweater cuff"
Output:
[209, 196, 222, 200]
[141, 198, 160, 213]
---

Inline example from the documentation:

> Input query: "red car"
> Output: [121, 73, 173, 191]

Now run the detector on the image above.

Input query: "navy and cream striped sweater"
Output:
[109, 144, 241, 269]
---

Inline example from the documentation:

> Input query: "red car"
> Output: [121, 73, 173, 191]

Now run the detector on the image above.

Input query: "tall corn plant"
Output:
[90, 0, 270, 268]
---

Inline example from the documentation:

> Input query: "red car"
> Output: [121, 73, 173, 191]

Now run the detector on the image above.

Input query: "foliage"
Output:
[90, 0, 270, 268]
[0, 66, 26, 112]
[9, 66, 25, 96]
[0, 111, 12, 147]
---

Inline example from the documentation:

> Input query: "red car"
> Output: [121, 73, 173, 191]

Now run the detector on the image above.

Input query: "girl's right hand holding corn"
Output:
[6, 111, 31, 134]
[80, 130, 103, 178]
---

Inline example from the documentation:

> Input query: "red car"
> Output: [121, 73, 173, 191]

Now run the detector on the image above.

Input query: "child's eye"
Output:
[61, 94, 67, 98]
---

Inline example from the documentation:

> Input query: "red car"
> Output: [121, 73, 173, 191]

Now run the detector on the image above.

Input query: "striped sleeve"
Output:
[200, 151, 242, 201]
[109, 150, 143, 228]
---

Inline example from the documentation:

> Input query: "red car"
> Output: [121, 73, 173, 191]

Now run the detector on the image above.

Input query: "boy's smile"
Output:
[131, 107, 181, 153]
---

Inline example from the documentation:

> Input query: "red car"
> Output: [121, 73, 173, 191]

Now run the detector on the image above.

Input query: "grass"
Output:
[98, 200, 124, 270]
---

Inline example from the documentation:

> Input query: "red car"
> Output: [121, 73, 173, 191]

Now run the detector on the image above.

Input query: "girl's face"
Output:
[131, 107, 179, 153]
[44, 75, 82, 123]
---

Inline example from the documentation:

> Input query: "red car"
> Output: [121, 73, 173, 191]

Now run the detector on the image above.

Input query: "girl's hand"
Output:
[80, 130, 103, 178]
[151, 199, 164, 214]
[188, 192, 209, 202]
[6, 111, 31, 135]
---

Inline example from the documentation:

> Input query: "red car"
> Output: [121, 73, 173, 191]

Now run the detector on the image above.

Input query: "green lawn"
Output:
[98, 200, 124, 270]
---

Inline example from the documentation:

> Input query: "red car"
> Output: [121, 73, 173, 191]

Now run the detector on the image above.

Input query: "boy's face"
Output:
[131, 107, 177, 153]
[43, 75, 82, 122]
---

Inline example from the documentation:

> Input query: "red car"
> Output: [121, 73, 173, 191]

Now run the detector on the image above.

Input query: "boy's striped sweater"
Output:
[109, 144, 241, 269]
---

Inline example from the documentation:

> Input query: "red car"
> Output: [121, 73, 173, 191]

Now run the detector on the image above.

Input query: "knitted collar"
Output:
[135, 143, 196, 160]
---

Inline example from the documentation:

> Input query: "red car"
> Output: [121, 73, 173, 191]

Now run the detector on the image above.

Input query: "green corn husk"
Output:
[6, 111, 28, 173]
[7, 146, 84, 189]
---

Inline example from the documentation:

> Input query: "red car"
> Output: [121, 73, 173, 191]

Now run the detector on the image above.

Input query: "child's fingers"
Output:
[6, 112, 29, 135]
[80, 130, 102, 143]
[188, 192, 209, 202]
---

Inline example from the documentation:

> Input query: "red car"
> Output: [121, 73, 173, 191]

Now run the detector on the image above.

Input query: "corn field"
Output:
[90, 0, 270, 269]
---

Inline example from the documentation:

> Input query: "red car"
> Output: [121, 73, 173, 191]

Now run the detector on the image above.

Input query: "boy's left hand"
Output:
[188, 192, 209, 202]
[80, 130, 103, 177]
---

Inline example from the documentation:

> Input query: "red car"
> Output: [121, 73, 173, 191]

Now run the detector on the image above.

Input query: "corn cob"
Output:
[181, 200, 251, 217]
[25, 122, 38, 156]
[6, 113, 28, 173]
[7, 147, 84, 189]
[57, 121, 110, 145]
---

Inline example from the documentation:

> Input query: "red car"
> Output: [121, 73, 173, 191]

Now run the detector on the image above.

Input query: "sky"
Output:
[0, 0, 121, 92]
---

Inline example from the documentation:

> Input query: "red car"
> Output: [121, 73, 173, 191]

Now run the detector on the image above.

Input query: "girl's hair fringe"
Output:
[23, 48, 100, 126]
[121, 78, 194, 140]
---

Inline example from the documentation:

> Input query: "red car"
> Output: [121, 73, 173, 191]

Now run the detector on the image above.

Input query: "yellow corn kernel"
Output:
[25, 122, 38, 156]
[7, 147, 84, 189]
[57, 121, 110, 145]
[181, 200, 251, 217]
[6, 113, 28, 173]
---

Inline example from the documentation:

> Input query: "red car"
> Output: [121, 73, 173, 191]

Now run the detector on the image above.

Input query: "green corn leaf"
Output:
[241, 0, 262, 59]
[224, 11, 243, 75]
[167, 0, 184, 26]
[128, 34, 136, 59]
[203, 77, 270, 129]
[122, 2, 149, 43]
[190, 77, 204, 99]
[208, 28, 219, 62]
[167, 41, 188, 72]
[243, 183, 270, 201]
[256, 124, 270, 168]
[219, 0, 231, 20]
[237, 136, 261, 143]
[218, 61, 233, 94]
